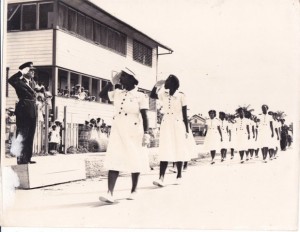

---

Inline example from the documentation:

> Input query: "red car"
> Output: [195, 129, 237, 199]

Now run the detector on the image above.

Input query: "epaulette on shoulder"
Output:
[179, 91, 184, 95]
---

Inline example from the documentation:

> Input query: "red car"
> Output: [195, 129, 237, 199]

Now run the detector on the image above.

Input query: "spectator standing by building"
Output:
[49, 125, 59, 154]
[36, 95, 45, 122]
[6, 107, 16, 144]
[44, 86, 53, 116]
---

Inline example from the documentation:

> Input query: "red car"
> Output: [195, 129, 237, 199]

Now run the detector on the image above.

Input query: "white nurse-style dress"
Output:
[157, 87, 190, 162]
[219, 119, 229, 149]
[235, 117, 248, 151]
[269, 117, 278, 149]
[204, 117, 221, 152]
[228, 122, 237, 150]
[247, 119, 256, 149]
[105, 86, 149, 173]
[257, 114, 272, 148]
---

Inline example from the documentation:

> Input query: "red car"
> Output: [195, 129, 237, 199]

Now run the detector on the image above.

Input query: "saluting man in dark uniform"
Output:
[8, 62, 37, 164]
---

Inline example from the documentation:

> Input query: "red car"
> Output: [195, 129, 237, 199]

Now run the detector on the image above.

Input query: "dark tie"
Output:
[29, 80, 34, 89]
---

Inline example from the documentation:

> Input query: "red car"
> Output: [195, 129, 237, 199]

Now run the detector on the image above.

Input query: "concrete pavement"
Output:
[2, 147, 299, 230]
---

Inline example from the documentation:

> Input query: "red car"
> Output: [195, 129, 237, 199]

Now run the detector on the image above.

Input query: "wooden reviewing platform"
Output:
[11, 155, 86, 189]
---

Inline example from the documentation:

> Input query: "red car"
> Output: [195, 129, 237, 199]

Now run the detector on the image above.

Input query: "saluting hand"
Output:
[111, 72, 122, 85]
[155, 80, 165, 88]
[20, 67, 30, 75]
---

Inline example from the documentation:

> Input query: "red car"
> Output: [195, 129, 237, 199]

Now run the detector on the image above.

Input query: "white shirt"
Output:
[157, 87, 186, 120]
[108, 86, 149, 116]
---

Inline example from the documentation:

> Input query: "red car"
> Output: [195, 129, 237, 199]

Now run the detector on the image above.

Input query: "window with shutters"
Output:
[85, 17, 93, 40]
[58, 3, 68, 29]
[93, 21, 101, 44]
[57, 3, 126, 56]
[67, 8, 77, 33]
[133, 40, 152, 67]
[77, 12, 85, 37]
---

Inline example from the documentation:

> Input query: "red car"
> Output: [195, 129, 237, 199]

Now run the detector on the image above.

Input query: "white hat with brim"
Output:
[122, 67, 139, 83]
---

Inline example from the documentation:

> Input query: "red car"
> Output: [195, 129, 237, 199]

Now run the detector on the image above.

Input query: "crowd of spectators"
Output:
[57, 84, 96, 101]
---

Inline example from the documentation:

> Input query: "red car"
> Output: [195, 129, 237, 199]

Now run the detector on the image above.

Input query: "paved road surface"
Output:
[2, 147, 299, 230]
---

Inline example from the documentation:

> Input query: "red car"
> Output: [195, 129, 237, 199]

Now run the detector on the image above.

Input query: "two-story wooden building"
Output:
[4, 0, 173, 151]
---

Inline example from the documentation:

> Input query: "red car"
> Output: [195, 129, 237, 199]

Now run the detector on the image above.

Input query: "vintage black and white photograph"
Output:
[1, 0, 300, 231]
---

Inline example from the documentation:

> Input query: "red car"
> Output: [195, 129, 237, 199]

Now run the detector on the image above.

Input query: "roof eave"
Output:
[82, 0, 173, 52]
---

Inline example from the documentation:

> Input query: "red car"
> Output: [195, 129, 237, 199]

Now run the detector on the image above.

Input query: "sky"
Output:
[91, 0, 300, 122]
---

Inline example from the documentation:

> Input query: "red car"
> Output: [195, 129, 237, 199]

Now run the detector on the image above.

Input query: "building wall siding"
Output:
[55, 97, 157, 128]
[56, 30, 157, 90]
[5, 30, 53, 108]
[55, 97, 114, 124]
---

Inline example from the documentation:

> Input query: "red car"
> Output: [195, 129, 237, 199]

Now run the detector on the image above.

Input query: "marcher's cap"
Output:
[19, 62, 36, 70]
[7, 107, 15, 112]
[75, 84, 81, 87]
[122, 67, 139, 83]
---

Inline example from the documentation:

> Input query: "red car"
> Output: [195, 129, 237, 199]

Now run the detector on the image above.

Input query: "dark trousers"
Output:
[16, 116, 36, 164]
[280, 132, 287, 151]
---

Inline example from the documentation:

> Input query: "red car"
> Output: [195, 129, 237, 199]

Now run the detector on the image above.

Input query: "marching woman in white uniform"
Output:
[235, 108, 250, 163]
[227, 114, 237, 159]
[204, 110, 222, 165]
[268, 111, 279, 160]
[219, 111, 229, 162]
[273, 112, 281, 158]
[150, 74, 190, 187]
[258, 105, 274, 163]
[244, 111, 255, 160]
[253, 116, 260, 158]
[98, 69, 150, 203]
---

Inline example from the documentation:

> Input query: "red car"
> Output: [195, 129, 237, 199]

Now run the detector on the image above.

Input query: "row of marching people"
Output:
[97, 70, 198, 204]
[203, 105, 292, 164]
